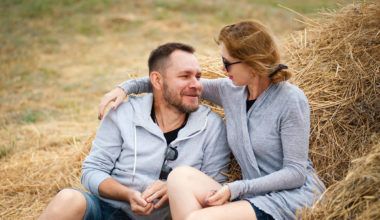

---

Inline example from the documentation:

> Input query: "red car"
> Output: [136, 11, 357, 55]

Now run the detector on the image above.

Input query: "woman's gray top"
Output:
[119, 77, 325, 220]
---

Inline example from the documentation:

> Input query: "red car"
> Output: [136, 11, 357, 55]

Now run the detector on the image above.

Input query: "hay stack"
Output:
[0, 136, 92, 219]
[299, 141, 380, 219]
[283, 1, 379, 187]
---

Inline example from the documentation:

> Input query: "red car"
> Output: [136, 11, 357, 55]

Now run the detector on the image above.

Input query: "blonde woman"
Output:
[99, 20, 325, 220]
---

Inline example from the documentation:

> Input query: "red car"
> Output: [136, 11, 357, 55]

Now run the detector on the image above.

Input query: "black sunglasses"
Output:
[159, 146, 178, 180]
[222, 57, 242, 72]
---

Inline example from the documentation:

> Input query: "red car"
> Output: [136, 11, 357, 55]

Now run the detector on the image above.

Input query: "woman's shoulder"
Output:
[277, 82, 308, 102]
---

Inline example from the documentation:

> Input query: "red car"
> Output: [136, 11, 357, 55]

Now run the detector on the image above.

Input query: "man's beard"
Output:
[162, 81, 200, 113]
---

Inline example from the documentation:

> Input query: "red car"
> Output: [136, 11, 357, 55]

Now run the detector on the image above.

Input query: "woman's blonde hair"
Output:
[218, 20, 291, 84]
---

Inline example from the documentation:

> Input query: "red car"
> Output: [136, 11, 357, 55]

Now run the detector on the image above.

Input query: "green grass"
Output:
[0, 145, 14, 159]
[20, 110, 41, 123]
[250, 0, 355, 13]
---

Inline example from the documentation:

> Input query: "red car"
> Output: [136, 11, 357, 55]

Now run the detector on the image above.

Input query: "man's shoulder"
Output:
[117, 94, 152, 111]
[197, 104, 224, 123]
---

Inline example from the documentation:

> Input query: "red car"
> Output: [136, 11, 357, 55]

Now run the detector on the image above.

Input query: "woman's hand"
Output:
[98, 87, 126, 120]
[204, 185, 231, 206]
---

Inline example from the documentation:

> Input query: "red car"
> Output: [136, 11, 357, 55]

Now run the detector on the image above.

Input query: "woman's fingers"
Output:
[98, 87, 126, 120]
[205, 186, 230, 206]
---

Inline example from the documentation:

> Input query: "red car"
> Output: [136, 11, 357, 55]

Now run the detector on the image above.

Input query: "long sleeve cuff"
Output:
[226, 181, 244, 201]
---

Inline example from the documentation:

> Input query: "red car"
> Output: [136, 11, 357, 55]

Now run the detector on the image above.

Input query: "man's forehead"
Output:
[168, 50, 200, 71]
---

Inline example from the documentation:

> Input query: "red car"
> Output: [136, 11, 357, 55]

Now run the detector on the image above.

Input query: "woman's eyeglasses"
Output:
[222, 57, 242, 72]
[159, 146, 178, 180]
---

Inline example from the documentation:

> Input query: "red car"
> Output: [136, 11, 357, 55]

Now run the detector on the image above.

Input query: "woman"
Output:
[99, 20, 325, 220]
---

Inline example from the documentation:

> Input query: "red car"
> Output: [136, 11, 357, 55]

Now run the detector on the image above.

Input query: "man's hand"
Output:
[127, 190, 155, 216]
[204, 185, 231, 206]
[141, 180, 168, 209]
[98, 86, 126, 120]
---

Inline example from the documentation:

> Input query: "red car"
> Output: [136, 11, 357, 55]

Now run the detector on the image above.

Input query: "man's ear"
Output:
[150, 71, 163, 91]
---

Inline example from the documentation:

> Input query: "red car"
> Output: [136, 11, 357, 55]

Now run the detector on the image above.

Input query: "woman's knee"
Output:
[185, 210, 209, 220]
[167, 166, 199, 185]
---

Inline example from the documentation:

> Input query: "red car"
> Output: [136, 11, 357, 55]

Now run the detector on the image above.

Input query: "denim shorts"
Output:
[233, 198, 274, 220]
[65, 188, 132, 220]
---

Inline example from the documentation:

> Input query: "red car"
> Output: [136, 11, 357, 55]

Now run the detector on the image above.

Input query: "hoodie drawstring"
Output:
[132, 123, 137, 182]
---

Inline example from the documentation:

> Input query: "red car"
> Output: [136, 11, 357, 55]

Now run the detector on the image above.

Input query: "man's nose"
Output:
[189, 76, 202, 90]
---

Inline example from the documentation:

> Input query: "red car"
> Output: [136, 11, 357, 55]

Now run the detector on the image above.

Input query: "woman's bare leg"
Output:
[167, 166, 223, 220]
[38, 188, 87, 220]
[186, 200, 256, 220]
[168, 166, 256, 220]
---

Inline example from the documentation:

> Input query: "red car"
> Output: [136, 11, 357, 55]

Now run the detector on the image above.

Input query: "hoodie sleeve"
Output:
[81, 111, 123, 196]
[200, 113, 231, 184]
[118, 77, 152, 94]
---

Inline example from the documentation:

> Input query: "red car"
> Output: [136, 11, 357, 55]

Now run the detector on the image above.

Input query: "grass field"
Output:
[0, 0, 357, 218]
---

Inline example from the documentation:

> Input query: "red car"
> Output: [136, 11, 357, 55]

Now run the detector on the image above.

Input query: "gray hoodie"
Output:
[81, 94, 230, 220]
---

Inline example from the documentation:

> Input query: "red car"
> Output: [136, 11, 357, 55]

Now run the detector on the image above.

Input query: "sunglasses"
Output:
[222, 57, 242, 72]
[159, 146, 178, 180]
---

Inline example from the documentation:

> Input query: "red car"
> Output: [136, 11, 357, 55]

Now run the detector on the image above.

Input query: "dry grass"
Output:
[283, 1, 380, 187]
[299, 140, 380, 219]
[0, 133, 93, 219]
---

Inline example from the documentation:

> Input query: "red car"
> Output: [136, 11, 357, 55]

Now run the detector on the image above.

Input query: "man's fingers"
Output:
[134, 202, 154, 216]
[133, 196, 148, 207]
[142, 180, 166, 201]
[144, 203, 155, 215]
[146, 189, 165, 203]
[141, 187, 156, 200]
[154, 194, 168, 209]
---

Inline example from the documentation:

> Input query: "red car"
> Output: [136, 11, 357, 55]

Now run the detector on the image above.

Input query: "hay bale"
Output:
[299, 141, 380, 219]
[283, 1, 380, 187]
[0, 135, 93, 219]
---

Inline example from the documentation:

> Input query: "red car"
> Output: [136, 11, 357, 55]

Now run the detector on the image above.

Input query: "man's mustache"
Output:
[181, 89, 201, 97]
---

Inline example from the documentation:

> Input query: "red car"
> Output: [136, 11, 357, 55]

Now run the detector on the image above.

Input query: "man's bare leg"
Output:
[38, 188, 87, 220]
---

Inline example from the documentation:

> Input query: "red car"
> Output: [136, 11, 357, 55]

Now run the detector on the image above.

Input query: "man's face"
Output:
[161, 50, 202, 113]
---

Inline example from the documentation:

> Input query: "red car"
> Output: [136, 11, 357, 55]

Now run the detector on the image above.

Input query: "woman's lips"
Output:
[228, 75, 233, 79]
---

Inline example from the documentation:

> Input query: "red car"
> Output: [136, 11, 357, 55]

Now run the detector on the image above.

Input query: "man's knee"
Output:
[56, 189, 86, 205]
[46, 189, 87, 217]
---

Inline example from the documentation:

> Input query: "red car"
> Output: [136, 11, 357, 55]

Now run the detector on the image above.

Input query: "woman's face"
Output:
[221, 43, 254, 87]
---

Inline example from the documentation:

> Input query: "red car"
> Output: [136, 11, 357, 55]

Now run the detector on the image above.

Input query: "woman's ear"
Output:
[150, 71, 163, 91]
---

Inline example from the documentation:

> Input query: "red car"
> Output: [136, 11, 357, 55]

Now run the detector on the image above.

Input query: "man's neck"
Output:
[153, 100, 187, 133]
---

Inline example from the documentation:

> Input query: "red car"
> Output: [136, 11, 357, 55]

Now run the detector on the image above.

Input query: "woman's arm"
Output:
[98, 77, 229, 119]
[227, 95, 310, 200]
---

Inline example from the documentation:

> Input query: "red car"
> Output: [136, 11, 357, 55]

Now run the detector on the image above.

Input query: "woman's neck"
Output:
[247, 76, 271, 100]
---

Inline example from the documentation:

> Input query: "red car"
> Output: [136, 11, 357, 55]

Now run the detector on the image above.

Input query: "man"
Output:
[38, 43, 230, 220]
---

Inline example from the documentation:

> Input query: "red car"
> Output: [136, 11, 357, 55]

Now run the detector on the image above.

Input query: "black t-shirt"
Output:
[151, 107, 187, 145]
[246, 99, 256, 112]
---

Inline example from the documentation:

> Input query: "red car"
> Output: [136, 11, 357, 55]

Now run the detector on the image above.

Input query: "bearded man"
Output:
[38, 43, 230, 220]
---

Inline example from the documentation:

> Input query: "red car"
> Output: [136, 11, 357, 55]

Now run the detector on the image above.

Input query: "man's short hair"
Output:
[148, 42, 195, 75]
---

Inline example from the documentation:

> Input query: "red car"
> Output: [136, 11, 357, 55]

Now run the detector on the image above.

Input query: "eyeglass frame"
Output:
[159, 146, 178, 180]
[222, 57, 242, 72]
